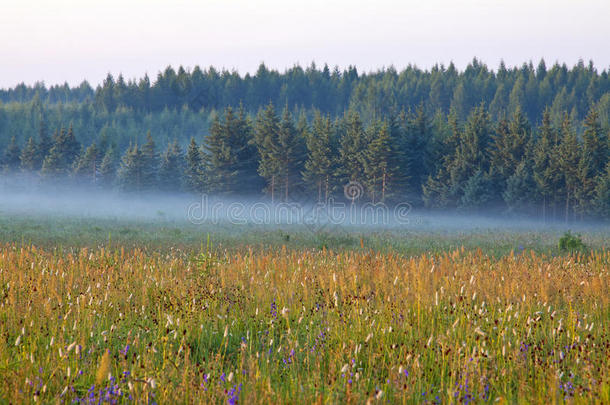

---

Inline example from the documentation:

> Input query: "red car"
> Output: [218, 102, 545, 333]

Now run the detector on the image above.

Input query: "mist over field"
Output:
[1, 175, 607, 234]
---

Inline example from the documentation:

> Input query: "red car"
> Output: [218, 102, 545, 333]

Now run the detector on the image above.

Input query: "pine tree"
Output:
[20, 137, 39, 171]
[140, 131, 159, 191]
[74, 143, 100, 185]
[117, 144, 145, 192]
[158, 140, 184, 192]
[303, 112, 336, 202]
[3, 136, 21, 172]
[184, 138, 204, 193]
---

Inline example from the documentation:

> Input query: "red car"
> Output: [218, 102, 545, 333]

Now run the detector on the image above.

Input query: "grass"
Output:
[0, 213, 608, 257]
[0, 210, 608, 403]
[0, 242, 608, 403]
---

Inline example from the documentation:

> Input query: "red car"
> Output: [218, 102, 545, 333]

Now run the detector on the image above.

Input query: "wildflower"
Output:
[120, 344, 130, 356]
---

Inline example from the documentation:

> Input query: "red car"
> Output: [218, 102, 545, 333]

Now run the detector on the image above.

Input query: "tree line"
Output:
[1, 59, 609, 152]
[1, 101, 608, 220]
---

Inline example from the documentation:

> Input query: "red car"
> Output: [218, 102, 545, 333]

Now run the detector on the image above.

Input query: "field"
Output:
[0, 211, 609, 404]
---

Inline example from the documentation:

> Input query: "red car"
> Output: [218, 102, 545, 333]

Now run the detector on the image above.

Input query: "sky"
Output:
[1, 0, 609, 88]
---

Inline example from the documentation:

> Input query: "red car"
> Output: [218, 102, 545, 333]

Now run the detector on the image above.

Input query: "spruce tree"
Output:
[458, 170, 494, 211]
[233, 105, 264, 194]
[141, 131, 159, 191]
[489, 107, 531, 194]
[254, 103, 281, 201]
[574, 108, 609, 217]
[592, 162, 610, 219]
[532, 109, 558, 220]
[158, 140, 184, 192]
[273, 107, 306, 200]
[20, 137, 39, 172]
[184, 138, 204, 193]
[403, 106, 431, 200]
[117, 144, 145, 192]
[338, 111, 367, 186]
[3, 136, 21, 172]
[581, 108, 608, 175]
[74, 143, 100, 185]
[363, 122, 392, 203]
[47, 125, 81, 173]
[557, 114, 580, 222]
[41, 145, 66, 178]
[203, 107, 260, 195]
[303, 112, 336, 202]
[447, 105, 494, 209]
[37, 119, 53, 169]
[59, 124, 81, 168]
[99, 147, 118, 188]
[503, 161, 537, 213]
[423, 112, 460, 208]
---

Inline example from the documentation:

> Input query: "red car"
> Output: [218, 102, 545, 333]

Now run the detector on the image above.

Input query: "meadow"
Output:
[0, 201, 609, 404]
[0, 222, 609, 403]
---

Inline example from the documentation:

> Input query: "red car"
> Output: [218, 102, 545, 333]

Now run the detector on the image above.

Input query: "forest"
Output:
[1, 59, 609, 220]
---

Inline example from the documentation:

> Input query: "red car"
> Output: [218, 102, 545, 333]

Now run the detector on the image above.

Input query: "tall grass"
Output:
[0, 244, 608, 403]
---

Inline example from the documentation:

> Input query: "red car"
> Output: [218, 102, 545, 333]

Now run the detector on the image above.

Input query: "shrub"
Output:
[558, 231, 586, 252]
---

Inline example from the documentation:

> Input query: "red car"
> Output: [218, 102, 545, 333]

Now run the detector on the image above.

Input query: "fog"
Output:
[1, 177, 608, 235]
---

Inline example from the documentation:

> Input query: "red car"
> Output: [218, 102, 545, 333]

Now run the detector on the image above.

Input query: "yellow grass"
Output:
[0, 244, 608, 403]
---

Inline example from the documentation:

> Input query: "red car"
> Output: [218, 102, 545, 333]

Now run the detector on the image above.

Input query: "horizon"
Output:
[2, 57, 608, 91]
[2, 0, 609, 88]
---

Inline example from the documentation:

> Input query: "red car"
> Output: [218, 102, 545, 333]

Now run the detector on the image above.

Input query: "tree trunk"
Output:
[271, 175, 275, 204]
[542, 195, 546, 223]
[318, 180, 322, 203]
[565, 188, 569, 224]
[382, 170, 386, 202]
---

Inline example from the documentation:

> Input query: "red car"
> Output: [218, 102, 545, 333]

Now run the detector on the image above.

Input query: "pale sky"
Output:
[1, 0, 609, 88]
